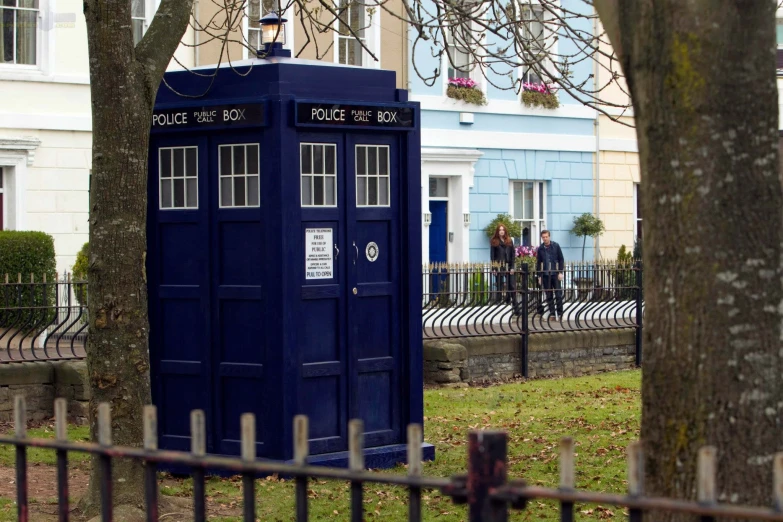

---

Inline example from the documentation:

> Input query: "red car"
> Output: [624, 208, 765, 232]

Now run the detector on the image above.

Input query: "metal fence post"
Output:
[468, 430, 508, 522]
[634, 260, 643, 366]
[520, 263, 529, 378]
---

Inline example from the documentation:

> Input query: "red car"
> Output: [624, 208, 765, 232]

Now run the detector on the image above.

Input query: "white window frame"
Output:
[332, 0, 380, 69]
[243, 0, 295, 58]
[514, 0, 559, 87]
[777, 13, 783, 48]
[633, 182, 641, 241]
[158, 146, 199, 210]
[0, 137, 39, 231]
[130, 0, 159, 46]
[300, 142, 338, 208]
[0, 0, 49, 77]
[0, 168, 5, 231]
[509, 180, 547, 246]
[428, 177, 449, 201]
[441, 14, 485, 96]
[355, 144, 390, 207]
[218, 143, 261, 209]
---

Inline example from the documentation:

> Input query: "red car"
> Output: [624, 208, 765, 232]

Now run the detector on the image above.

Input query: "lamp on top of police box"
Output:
[259, 12, 291, 58]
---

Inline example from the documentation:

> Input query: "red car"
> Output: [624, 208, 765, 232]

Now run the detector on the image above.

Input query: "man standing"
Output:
[536, 230, 565, 320]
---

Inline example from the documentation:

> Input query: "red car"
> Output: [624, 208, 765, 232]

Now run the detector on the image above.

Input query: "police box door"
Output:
[298, 132, 401, 454]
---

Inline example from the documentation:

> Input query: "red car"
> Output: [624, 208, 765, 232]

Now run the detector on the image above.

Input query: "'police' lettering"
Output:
[153, 112, 188, 126]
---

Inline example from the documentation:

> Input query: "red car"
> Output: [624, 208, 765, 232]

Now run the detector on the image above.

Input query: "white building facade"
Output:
[0, 0, 195, 272]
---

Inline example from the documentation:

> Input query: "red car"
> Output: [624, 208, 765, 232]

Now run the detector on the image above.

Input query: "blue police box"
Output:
[146, 53, 433, 467]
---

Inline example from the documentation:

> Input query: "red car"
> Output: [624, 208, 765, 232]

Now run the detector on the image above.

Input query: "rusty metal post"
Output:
[634, 260, 643, 366]
[520, 263, 529, 378]
[467, 431, 508, 522]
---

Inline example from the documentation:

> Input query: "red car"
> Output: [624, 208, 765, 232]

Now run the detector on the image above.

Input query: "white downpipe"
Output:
[593, 13, 601, 259]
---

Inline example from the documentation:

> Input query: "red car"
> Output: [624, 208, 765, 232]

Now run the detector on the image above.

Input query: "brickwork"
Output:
[423, 329, 637, 384]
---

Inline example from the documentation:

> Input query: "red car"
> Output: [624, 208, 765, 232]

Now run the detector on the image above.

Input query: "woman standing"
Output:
[490, 224, 516, 305]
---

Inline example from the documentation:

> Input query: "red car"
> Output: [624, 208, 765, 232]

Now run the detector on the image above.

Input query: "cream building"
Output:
[0, 0, 405, 273]
[594, 27, 640, 261]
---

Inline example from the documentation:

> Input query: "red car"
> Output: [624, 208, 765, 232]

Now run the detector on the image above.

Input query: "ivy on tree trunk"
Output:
[81, 0, 193, 512]
[596, 0, 783, 515]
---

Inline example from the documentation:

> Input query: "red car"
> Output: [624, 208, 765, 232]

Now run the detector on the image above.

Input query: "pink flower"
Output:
[448, 77, 478, 89]
[522, 82, 557, 94]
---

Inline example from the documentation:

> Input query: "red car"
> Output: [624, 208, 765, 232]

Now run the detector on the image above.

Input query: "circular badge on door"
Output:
[365, 242, 379, 262]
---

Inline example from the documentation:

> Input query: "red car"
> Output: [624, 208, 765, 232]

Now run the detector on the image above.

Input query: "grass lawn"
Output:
[0, 370, 641, 521]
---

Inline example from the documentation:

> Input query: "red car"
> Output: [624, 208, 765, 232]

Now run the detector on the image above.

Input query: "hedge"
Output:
[0, 231, 57, 328]
[0, 231, 56, 282]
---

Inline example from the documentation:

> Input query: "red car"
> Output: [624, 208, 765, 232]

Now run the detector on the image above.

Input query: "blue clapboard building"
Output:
[411, 0, 597, 264]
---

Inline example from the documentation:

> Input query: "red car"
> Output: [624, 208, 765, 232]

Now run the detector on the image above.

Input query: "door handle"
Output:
[353, 241, 358, 265]
[334, 244, 340, 259]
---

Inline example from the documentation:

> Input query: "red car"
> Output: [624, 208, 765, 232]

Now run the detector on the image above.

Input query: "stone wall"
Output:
[424, 329, 637, 385]
[0, 361, 90, 424]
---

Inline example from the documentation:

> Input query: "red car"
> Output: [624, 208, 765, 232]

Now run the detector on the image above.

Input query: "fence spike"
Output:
[30, 273, 34, 283]
[774, 453, 783, 511]
[627, 441, 644, 496]
[191, 410, 206, 457]
[97, 403, 111, 446]
[4, 273, 8, 284]
[143, 405, 158, 451]
[294, 415, 309, 465]
[14, 396, 26, 438]
[348, 419, 364, 471]
[17, 273, 21, 283]
[241, 413, 256, 462]
[697, 446, 717, 504]
[559, 437, 575, 489]
[54, 398, 67, 441]
[42, 273, 46, 284]
[407, 424, 423, 477]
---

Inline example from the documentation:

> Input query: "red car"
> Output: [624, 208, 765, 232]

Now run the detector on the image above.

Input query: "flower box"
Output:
[446, 77, 487, 106]
[521, 82, 559, 109]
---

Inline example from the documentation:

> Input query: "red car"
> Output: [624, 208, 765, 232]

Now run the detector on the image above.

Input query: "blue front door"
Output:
[429, 201, 447, 263]
[297, 133, 401, 454]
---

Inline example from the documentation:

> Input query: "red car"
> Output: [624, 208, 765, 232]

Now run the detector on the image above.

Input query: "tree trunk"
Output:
[81, 0, 193, 513]
[596, 1, 783, 515]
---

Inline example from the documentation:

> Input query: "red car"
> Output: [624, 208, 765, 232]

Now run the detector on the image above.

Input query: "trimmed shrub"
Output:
[72, 242, 89, 305]
[0, 231, 56, 282]
[468, 270, 490, 306]
[0, 231, 57, 328]
[483, 214, 522, 240]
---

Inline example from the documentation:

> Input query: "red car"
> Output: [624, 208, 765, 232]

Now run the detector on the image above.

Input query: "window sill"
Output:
[0, 68, 90, 85]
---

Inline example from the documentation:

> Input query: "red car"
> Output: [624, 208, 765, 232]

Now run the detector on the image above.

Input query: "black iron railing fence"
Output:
[423, 261, 644, 371]
[3, 396, 782, 522]
[1, 262, 642, 365]
[0, 273, 87, 363]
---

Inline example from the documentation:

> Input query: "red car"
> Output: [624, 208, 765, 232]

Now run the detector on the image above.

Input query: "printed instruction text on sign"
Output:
[305, 228, 333, 280]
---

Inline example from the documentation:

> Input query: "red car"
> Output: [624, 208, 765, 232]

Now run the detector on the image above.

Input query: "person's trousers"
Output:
[539, 274, 564, 316]
[493, 271, 515, 304]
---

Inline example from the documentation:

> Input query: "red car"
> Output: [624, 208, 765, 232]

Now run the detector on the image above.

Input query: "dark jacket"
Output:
[536, 241, 565, 274]
[490, 240, 515, 270]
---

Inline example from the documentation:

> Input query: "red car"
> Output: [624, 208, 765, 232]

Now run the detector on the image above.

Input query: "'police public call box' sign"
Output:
[296, 102, 413, 128]
[152, 103, 264, 129]
[148, 59, 428, 470]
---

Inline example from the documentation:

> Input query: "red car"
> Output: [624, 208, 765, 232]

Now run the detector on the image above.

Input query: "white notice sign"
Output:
[305, 228, 333, 280]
